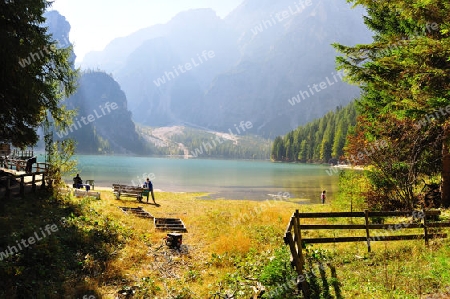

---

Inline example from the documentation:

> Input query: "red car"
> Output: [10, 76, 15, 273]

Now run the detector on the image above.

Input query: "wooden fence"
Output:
[0, 172, 47, 199]
[283, 209, 450, 298]
[1, 159, 48, 199]
[1, 158, 47, 173]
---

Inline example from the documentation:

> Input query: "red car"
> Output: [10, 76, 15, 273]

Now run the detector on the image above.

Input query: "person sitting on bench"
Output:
[73, 174, 83, 189]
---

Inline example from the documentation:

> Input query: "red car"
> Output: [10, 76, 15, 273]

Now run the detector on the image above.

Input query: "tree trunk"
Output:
[441, 123, 450, 208]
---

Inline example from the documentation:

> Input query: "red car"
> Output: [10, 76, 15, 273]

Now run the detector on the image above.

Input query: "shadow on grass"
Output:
[304, 260, 343, 299]
[0, 191, 128, 298]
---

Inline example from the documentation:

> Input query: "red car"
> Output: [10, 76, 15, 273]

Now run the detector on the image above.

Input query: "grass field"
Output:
[0, 188, 449, 298]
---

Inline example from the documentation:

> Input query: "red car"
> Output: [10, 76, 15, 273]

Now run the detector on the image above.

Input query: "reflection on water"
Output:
[65, 155, 340, 203]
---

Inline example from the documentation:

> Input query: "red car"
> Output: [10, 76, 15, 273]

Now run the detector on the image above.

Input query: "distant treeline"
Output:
[271, 102, 357, 163]
[171, 129, 272, 160]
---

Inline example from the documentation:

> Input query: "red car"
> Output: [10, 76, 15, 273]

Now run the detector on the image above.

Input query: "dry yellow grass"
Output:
[71, 189, 313, 298]
[65, 189, 450, 298]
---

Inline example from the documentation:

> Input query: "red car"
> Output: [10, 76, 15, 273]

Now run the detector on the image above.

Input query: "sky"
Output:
[49, 0, 244, 65]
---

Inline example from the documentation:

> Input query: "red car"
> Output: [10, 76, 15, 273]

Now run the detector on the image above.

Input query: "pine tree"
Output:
[0, 0, 76, 147]
[334, 0, 450, 207]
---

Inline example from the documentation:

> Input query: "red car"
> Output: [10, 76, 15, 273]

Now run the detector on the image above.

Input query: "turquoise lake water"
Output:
[62, 155, 339, 203]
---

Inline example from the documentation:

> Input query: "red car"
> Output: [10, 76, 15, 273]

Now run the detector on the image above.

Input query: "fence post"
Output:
[5, 178, 11, 200]
[285, 230, 301, 274]
[20, 176, 25, 198]
[293, 210, 305, 272]
[40, 173, 46, 190]
[423, 209, 429, 246]
[364, 209, 371, 252]
[32, 174, 36, 193]
[292, 209, 310, 299]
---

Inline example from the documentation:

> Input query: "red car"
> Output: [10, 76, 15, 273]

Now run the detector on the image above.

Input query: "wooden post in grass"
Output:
[5, 177, 11, 200]
[32, 174, 36, 193]
[293, 210, 304, 271]
[40, 173, 45, 190]
[423, 209, 429, 246]
[293, 209, 310, 299]
[364, 209, 371, 252]
[20, 175, 24, 198]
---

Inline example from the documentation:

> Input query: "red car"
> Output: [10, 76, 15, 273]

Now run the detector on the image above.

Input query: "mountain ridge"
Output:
[80, 0, 372, 139]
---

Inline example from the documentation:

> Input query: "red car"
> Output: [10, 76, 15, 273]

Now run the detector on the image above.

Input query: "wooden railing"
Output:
[0, 172, 46, 199]
[10, 149, 33, 159]
[1, 158, 48, 173]
[283, 209, 450, 298]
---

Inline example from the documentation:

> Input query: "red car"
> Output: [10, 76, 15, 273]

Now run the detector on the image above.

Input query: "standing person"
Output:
[144, 178, 156, 204]
[321, 190, 326, 204]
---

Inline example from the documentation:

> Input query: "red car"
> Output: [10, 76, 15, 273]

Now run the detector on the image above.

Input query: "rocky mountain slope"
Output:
[45, 11, 145, 154]
[81, 0, 372, 138]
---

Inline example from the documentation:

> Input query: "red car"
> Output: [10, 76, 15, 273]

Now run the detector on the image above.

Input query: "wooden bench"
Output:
[85, 179, 95, 190]
[73, 178, 94, 191]
[74, 189, 100, 199]
[113, 184, 145, 201]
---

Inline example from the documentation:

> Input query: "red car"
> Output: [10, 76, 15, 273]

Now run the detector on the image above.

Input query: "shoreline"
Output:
[65, 184, 313, 203]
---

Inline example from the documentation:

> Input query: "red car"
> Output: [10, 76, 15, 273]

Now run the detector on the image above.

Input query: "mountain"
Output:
[44, 11, 145, 154]
[44, 10, 76, 66]
[81, 0, 372, 138]
[58, 71, 146, 154]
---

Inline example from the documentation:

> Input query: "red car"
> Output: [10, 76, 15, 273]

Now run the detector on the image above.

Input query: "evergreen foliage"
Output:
[334, 0, 450, 208]
[168, 127, 272, 160]
[0, 0, 76, 147]
[271, 103, 358, 163]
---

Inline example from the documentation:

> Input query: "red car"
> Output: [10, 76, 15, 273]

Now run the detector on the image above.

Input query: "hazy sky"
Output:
[49, 0, 244, 64]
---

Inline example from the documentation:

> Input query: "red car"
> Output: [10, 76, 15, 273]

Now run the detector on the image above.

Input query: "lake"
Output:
[64, 155, 339, 203]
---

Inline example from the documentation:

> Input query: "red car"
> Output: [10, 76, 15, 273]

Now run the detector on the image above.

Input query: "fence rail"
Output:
[0, 172, 47, 199]
[283, 209, 450, 299]
[1, 158, 48, 173]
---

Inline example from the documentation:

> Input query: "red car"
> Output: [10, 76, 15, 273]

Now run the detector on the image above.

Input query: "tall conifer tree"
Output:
[334, 0, 450, 207]
[0, 0, 76, 147]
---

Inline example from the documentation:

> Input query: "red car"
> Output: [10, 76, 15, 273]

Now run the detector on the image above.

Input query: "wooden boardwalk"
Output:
[0, 160, 48, 199]
[0, 171, 47, 199]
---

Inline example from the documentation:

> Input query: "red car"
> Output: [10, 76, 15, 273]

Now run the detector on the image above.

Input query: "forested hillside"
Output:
[271, 102, 357, 163]
[137, 125, 272, 159]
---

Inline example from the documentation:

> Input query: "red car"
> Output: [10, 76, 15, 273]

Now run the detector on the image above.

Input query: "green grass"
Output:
[0, 189, 449, 298]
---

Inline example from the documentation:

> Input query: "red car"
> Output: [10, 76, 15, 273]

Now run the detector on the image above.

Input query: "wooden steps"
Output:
[119, 206, 154, 219]
[154, 218, 187, 232]
[118, 207, 187, 232]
